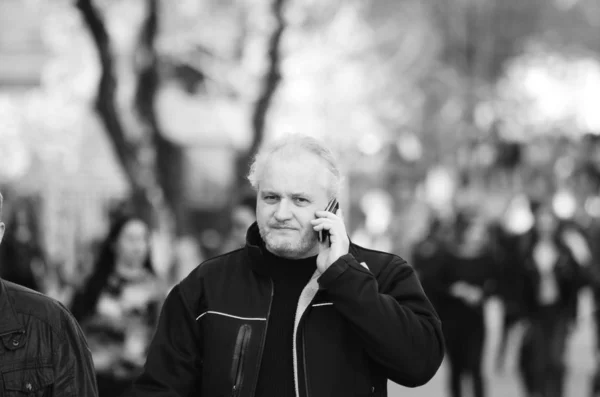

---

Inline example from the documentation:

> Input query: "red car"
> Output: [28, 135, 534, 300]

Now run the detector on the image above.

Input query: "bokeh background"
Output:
[2, 0, 600, 396]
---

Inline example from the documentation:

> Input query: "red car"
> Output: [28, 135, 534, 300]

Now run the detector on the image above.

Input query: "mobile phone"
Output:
[318, 198, 339, 243]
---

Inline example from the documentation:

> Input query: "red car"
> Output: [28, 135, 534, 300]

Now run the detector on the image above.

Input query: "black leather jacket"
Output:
[0, 278, 98, 397]
[132, 223, 444, 397]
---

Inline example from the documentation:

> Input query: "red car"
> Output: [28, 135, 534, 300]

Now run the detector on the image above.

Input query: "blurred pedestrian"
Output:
[412, 215, 450, 312]
[436, 210, 500, 397]
[489, 200, 533, 374]
[518, 203, 584, 397]
[70, 214, 163, 397]
[0, 192, 99, 396]
[586, 215, 600, 396]
[131, 134, 444, 396]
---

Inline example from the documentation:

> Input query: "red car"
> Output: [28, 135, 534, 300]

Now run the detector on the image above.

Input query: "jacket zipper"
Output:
[250, 278, 274, 397]
[231, 324, 252, 397]
[298, 290, 320, 397]
[302, 328, 309, 397]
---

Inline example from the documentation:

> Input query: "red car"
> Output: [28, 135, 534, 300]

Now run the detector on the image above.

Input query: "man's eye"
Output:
[295, 198, 309, 204]
[264, 196, 278, 201]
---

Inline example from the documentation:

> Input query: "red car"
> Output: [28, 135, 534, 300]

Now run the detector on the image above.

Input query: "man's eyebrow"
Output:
[291, 192, 312, 199]
[261, 190, 313, 198]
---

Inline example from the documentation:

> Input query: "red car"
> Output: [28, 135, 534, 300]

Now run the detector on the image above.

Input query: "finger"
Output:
[312, 221, 333, 231]
[314, 210, 339, 219]
[310, 217, 335, 227]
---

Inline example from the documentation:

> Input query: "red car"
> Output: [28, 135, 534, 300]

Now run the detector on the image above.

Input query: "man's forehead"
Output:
[260, 150, 333, 194]
[259, 187, 315, 196]
[259, 177, 329, 198]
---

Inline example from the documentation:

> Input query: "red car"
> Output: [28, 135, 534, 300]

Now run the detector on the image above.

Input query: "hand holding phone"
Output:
[318, 198, 339, 243]
[312, 198, 349, 273]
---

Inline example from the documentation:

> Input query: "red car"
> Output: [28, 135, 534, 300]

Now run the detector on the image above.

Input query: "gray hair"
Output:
[247, 134, 342, 198]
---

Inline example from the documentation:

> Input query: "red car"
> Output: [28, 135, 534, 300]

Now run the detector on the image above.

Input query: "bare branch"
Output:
[75, 0, 137, 188]
[78, 0, 173, 229]
[133, 0, 180, 232]
[250, 0, 286, 156]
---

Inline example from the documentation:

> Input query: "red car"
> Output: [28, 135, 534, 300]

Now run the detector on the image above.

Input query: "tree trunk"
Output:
[236, 0, 287, 194]
[76, 0, 174, 233]
[133, 0, 185, 235]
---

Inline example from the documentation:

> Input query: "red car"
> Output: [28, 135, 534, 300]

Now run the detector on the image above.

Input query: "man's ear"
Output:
[0, 222, 5, 245]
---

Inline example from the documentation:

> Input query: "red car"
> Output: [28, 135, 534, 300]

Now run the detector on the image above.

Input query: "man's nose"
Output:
[274, 200, 293, 220]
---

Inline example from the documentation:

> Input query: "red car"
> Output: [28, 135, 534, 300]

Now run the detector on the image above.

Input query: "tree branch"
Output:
[250, 0, 286, 155]
[133, 0, 181, 232]
[134, 0, 159, 136]
[237, 0, 286, 189]
[78, 0, 173, 230]
[76, 0, 137, 189]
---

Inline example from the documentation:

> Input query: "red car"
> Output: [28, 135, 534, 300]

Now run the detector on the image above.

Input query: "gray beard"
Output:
[258, 224, 317, 259]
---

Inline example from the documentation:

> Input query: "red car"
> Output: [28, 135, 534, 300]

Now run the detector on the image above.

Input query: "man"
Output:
[0, 192, 99, 396]
[132, 134, 444, 396]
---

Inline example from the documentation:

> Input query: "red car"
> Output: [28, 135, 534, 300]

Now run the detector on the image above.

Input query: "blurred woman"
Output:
[518, 204, 584, 397]
[70, 215, 163, 397]
[436, 210, 499, 397]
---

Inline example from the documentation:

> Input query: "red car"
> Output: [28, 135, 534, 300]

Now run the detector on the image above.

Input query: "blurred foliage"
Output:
[2, 0, 600, 268]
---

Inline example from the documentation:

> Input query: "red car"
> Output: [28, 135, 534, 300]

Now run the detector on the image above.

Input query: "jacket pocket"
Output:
[2, 365, 54, 397]
[230, 324, 251, 397]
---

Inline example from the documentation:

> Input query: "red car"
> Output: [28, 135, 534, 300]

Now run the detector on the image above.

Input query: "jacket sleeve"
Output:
[131, 284, 203, 396]
[318, 253, 444, 387]
[53, 304, 99, 397]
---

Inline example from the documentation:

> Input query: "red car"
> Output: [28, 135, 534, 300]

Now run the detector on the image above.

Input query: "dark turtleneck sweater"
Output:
[254, 248, 317, 397]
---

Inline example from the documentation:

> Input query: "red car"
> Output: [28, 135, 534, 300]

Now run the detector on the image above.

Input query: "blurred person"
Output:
[220, 195, 257, 254]
[435, 209, 499, 397]
[518, 203, 584, 397]
[412, 214, 451, 312]
[586, 212, 600, 396]
[0, 197, 46, 292]
[489, 196, 535, 373]
[131, 134, 444, 396]
[0, 192, 99, 396]
[70, 215, 164, 397]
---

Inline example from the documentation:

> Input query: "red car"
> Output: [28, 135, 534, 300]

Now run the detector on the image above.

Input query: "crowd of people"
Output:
[1, 133, 600, 397]
[412, 193, 600, 397]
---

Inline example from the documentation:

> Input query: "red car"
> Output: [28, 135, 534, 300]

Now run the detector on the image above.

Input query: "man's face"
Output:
[256, 150, 333, 259]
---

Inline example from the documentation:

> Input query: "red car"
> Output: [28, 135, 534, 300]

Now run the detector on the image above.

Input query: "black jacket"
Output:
[132, 223, 444, 397]
[0, 278, 98, 396]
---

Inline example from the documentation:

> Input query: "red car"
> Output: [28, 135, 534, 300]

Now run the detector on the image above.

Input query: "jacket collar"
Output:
[244, 223, 270, 276]
[243, 222, 359, 276]
[0, 278, 24, 336]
